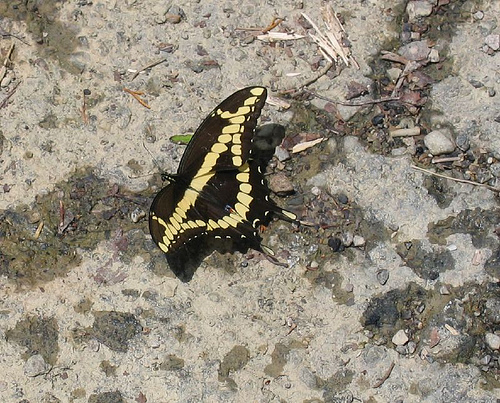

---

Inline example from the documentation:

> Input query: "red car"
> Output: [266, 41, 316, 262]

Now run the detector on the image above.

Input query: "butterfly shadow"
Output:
[164, 237, 260, 282]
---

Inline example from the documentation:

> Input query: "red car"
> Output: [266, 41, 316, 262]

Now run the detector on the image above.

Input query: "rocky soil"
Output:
[0, 0, 499, 402]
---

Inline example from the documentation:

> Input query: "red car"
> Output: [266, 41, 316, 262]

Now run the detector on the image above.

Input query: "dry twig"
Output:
[0, 80, 20, 109]
[0, 28, 29, 45]
[372, 361, 395, 388]
[302, 6, 358, 68]
[389, 127, 421, 137]
[34, 221, 44, 239]
[236, 17, 284, 33]
[0, 43, 15, 83]
[130, 57, 167, 81]
[412, 165, 500, 193]
[304, 89, 400, 106]
[124, 88, 151, 109]
[81, 89, 90, 124]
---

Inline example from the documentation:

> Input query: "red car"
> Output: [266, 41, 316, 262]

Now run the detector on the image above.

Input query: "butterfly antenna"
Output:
[142, 141, 164, 172]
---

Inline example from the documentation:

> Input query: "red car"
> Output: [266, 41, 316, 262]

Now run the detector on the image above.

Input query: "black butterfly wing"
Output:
[198, 161, 297, 255]
[149, 86, 296, 257]
[177, 86, 267, 175]
[149, 180, 206, 254]
[149, 160, 296, 255]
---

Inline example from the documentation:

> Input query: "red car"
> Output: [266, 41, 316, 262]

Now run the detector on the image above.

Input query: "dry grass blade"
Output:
[302, 5, 358, 69]
[412, 165, 500, 193]
[0, 43, 15, 82]
[257, 32, 305, 42]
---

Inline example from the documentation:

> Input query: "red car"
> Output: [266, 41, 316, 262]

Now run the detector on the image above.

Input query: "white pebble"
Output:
[353, 235, 365, 247]
[24, 354, 50, 377]
[407, 1, 433, 22]
[392, 329, 409, 346]
[485, 333, 500, 350]
[424, 129, 456, 155]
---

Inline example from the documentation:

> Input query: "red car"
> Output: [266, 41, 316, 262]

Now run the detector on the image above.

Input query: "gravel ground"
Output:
[0, 0, 499, 402]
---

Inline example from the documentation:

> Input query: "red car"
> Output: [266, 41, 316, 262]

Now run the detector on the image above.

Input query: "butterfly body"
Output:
[149, 86, 296, 257]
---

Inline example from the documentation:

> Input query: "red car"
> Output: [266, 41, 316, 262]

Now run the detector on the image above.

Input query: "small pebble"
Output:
[439, 285, 450, 295]
[479, 355, 491, 365]
[353, 235, 365, 247]
[424, 129, 456, 155]
[0, 75, 12, 87]
[473, 10, 484, 20]
[392, 329, 409, 346]
[311, 186, 321, 196]
[268, 173, 294, 195]
[407, 341, 417, 354]
[131, 207, 146, 223]
[395, 345, 407, 355]
[342, 231, 354, 247]
[416, 303, 425, 314]
[274, 145, 290, 162]
[377, 269, 389, 285]
[328, 237, 343, 252]
[387, 67, 403, 82]
[407, 0, 433, 22]
[455, 132, 470, 151]
[484, 34, 500, 51]
[398, 40, 431, 61]
[485, 333, 500, 350]
[337, 193, 349, 204]
[345, 283, 354, 293]
[24, 354, 50, 377]
[428, 48, 440, 63]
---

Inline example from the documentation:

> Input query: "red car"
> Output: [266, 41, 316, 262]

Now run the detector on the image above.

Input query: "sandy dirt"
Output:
[0, 0, 499, 402]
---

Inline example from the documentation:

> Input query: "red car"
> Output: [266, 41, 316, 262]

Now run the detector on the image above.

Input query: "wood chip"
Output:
[444, 323, 460, 336]
[257, 32, 305, 42]
[291, 137, 327, 153]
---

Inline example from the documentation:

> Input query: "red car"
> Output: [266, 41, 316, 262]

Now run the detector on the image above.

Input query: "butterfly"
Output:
[149, 86, 296, 261]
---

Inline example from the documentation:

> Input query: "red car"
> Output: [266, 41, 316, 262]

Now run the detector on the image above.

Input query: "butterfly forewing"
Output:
[177, 86, 267, 175]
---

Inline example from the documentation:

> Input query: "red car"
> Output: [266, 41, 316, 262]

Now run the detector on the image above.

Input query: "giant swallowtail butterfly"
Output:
[149, 86, 296, 259]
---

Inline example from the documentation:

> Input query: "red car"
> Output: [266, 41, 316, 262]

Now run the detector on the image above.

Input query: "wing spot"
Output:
[237, 172, 250, 182]
[232, 133, 242, 145]
[235, 202, 249, 218]
[240, 183, 252, 194]
[222, 124, 241, 134]
[218, 134, 232, 143]
[219, 106, 251, 119]
[232, 156, 243, 166]
[231, 145, 242, 155]
[229, 115, 246, 124]
[217, 219, 230, 229]
[250, 87, 265, 96]
[174, 207, 187, 219]
[244, 96, 258, 106]
[237, 192, 253, 207]
[170, 217, 181, 231]
[211, 143, 228, 153]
